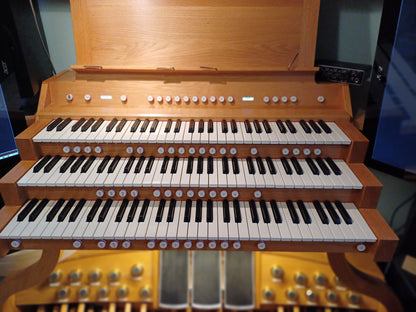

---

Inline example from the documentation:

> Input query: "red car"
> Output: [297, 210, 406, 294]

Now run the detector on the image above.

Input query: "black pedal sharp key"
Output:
[246, 157, 255, 174]
[266, 157, 276, 174]
[150, 119, 159, 132]
[123, 156, 135, 173]
[138, 199, 149, 222]
[155, 199, 166, 222]
[281, 157, 292, 175]
[69, 199, 86, 222]
[318, 120, 332, 133]
[17, 198, 39, 221]
[297, 200, 311, 224]
[253, 120, 262, 133]
[28, 199, 49, 222]
[184, 199, 192, 222]
[324, 200, 341, 224]
[286, 200, 299, 224]
[208, 119, 214, 133]
[131, 119, 141, 132]
[249, 200, 259, 223]
[81, 156, 96, 173]
[46, 118, 63, 131]
[232, 157, 239, 174]
[170, 156, 179, 174]
[256, 157, 266, 174]
[108, 156, 121, 173]
[208, 156, 214, 174]
[313, 200, 329, 224]
[231, 119, 237, 133]
[165, 119, 172, 133]
[198, 119, 204, 133]
[116, 198, 129, 222]
[309, 120, 322, 133]
[334, 201, 352, 224]
[46, 199, 66, 222]
[33, 156, 52, 173]
[270, 200, 282, 223]
[306, 157, 319, 175]
[221, 120, 228, 133]
[260, 200, 270, 223]
[70, 155, 86, 173]
[71, 118, 86, 132]
[197, 156, 203, 174]
[276, 120, 287, 133]
[222, 156, 229, 174]
[285, 120, 296, 133]
[196, 199, 202, 222]
[167, 199, 176, 222]
[86, 199, 102, 222]
[207, 199, 213, 222]
[186, 156, 194, 174]
[81, 118, 95, 132]
[223, 199, 230, 223]
[325, 157, 341, 175]
[44, 155, 62, 173]
[97, 156, 111, 173]
[134, 156, 146, 173]
[116, 118, 127, 132]
[145, 156, 155, 173]
[233, 200, 242, 223]
[56, 118, 71, 131]
[290, 157, 303, 175]
[174, 119, 181, 133]
[244, 120, 252, 133]
[160, 156, 169, 174]
[316, 157, 330, 175]
[58, 199, 76, 222]
[106, 118, 118, 132]
[299, 119, 311, 133]
[140, 119, 150, 132]
[98, 199, 113, 222]
[262, 120, 272, 133]
[91, 118, 104, 132]
[188, 119, 195, 133]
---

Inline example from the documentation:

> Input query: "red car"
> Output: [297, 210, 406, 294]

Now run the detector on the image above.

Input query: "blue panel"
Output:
[0, 85, 18, 160]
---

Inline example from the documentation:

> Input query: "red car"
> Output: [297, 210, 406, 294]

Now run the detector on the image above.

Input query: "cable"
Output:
[28, 0, 56, 76]
[389, 192, 416, 229]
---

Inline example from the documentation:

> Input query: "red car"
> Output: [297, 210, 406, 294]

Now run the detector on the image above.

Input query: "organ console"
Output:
[0, 0, 402, 311]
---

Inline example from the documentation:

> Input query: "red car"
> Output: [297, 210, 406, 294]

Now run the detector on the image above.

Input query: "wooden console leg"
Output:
[327, 253, 403, 312]
[0, 249, 61, 312]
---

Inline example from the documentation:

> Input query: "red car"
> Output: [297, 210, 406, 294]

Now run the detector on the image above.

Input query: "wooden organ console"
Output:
[0, 0, 402, 311]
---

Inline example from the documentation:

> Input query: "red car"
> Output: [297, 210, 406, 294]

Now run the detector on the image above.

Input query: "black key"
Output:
[98, 199, 113, 222]
[70, 155, 86, 173]
[281, 157, 293, 175]
[299, 120, 311, 133]
[313, 200, 329, 224]
[108, 156, 121, 173]
[46, 118, 63, 131]
[69, 199, 86, 222]
[266, 157, 276, 174]
[155, 199, 166, 222]
[256, 157, 266, 174]
[197, 156, 203, 174]
[106, 118, 118, 132]
[165, 119, 172, 133]
[91, 118, 104, 132]
[233, 200, 242, 223]
[167, 199, 177, 222]
[131, 119, 141, 132]
[208, 156, 214, 174]
[318, 120, 332, 133]
[223, 199, 230, 223]
[46, 199, 66, 222]
[208, 119, 214, 133]
[221, 120, 228, 133]
[246, 157, 255, 174]
[316, 157, 330, 175]
[97, 156, 111, 173]
[150, 119, 159, 132]
[28, 199, 49, 222]
[174, 119, 182, 133]
[253, 120, 262, 133]
[86, 199, 102, 222]
[33, 156, 52, 173]
[17, 198, 39, 221]
[260, 200, 270, 223]
[262, 120, 272, 133]
[290, 157, 303, 175]
[244, 120, 252, 133]
[134, 156, 146, 173]
[81, 118, 95, 132]
[309, 120, 322, 133]
[325, 157, 341, 175]
[44, 155, 62, 173]
[186, 156, 194, 174]
[124, 156, 136, 173]
[248, 200, 259, 223]
[56, 118, 71, 131]
[334, 201, 352, 224]
[140, 119, 150, 132]
[198, 119, 204, 133]
[306, 157, 319, 175]
[231, 157, 239, 174]
[71, 118, 86, 131]
[184, 199, 192, 222]
[276, 120, 287, 133]
[324, 200, 341, 224]
[81, 156, 96, 173]
[285, 120, 296, 133]
[57, 198, 75, 222]
[160, 156, 169, 174]
[116, 199, 129, 222]
[222, 157, 229, 174]
[297, 200, 311, 224]
[145, 156, 155, 174]
[188, 119, 195, 133]
[116, 119, 127, 132]
[138, 199, 149, 222]
[231, 119, 237, 133]
[286, 200, 299, 224]
[170, 156, 179, 174]
[195, 199, 202, 222]
[207, 200, 213, 222]
[270, 200, 282, 223]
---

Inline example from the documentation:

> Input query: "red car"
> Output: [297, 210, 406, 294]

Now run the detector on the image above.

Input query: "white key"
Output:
[240, 122, 252, 144]
[336, 160, 363, 189]
[251, 158, 266, 188]
[241, 159, 256, 188]
[150, 158, 165, 187]
[0, 200, 38, 238]
[208, 201, 218, 240]
[236, 204, 250, 240]
[103, 200, 127, 239]
[199, 158, 209, 188]
[147, 120, 163, 143]
[197, 202, 208, 240]
[304, 202, 324, 241]
[250, 121, 262, 144]
[293, 201, 313, 241]
[307, 203, 334, 242]
[329, 122, 351, 144]
[243, 202, 260, 240]
[84, 157, 104, 187]
[226, 158, 237, 188]
[187, 201, 198, 240]
[38, 200, 69, 238]
[61, 200, 92, 239]
[217, 159, 228, 188]
[217, 122, 227, 144]
[322, 122, 343, 144]
[122, 200, 143, 239]
[180, 158, 192, 187]
[274, 159, 294, 188]
[170, 158, 184, 187]
[291, 122, 308, 144]
[75, 157, 100, 187]
[235, 159, 248, 188]
[35, 158, 66, 186]
[281, 203, 302, 241]
[132, 157, 147, 187]
[33, 120, 58, 142]
[346, 204, 377, 242]
[182, 121, 192, 143]
[191, 121, 201, 144]
[90, 120, 110, 143]
[93, 201, 119, 238]
[113, 158, 131, 187]
[274, 202, 291, 241]
[50, 200, 80, 239]
[297, 159, 315, 189]
[51, 120, 78, 143]
[65, 157, 90, 187]
[161, 157, 174, 187]
[112, 120, 133, 143]
[189, 159, 200, 187]
[137, 119, 152, 143]
[233, 122, 245, 144]
[286, 158, 304, 189]
[227, 202, 239, 240]
[29, 200, 59, 238]
[144, 201, 159, 239]
[165, 120, 178, 143]
[255, 203, 271, 241]
[142, 158, 159, 187]
[217, 204, 229, 240]
[200, 121, 210, 144]
[270, 122, 287, 144]
[208, 159, 219, 188]
[135, 200, 154, 240]
[264, 202, 281, 241]
[20, 200, 53, 238]
[156, 121, 169, 143]
[224, 121, 236, 144]
[83, 201, 109, 239]
[93, 157, 114, 186]
[176, 204, 188, 240]
[209, 121, 218, 144]
[156, 201, 170, 239]
[259, 121, 271, 144]
[167, 201, 182, 239]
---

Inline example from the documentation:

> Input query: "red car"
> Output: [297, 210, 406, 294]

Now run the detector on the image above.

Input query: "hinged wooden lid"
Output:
[70, 0, 320, 71]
